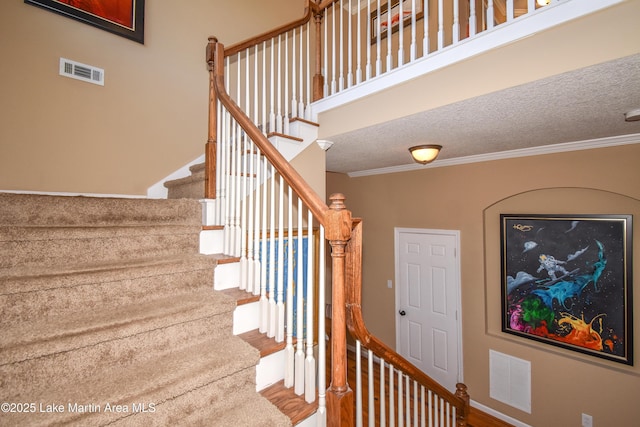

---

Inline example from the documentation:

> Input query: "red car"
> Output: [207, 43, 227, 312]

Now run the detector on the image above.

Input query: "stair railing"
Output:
[346, 218, 470, 426]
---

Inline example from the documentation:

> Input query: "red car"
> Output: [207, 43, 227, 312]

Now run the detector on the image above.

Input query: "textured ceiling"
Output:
[324, 53, 640, 174]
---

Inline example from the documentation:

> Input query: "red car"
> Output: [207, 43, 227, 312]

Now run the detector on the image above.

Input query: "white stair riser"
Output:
[255, 349, 286, 391]
[213, 262, 240, 290]
[200, 228, 224, 254]
[233, 301, 260, 335]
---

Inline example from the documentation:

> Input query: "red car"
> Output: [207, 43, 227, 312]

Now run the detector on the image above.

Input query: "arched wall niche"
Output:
[483, 187, 639, 370]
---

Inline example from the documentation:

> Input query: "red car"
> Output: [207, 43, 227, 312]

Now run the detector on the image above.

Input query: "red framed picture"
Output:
[25, 0, 145, 44]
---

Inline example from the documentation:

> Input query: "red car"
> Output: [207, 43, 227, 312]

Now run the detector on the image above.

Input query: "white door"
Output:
[395, 228, 462, 392]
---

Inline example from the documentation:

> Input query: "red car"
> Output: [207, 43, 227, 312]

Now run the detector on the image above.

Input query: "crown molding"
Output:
[347, 133, 640, 177]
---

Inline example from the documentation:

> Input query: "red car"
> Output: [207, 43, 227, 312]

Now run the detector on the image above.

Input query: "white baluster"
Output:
[507, 0, 514, 22]
[223, 110, 231, 255]
[365, 0, 372, 80]
[423, 0, 430, 55]
[453, 0, 460, 43]
[376, 0, 382, 76]
[262, 41, 267, 133]
[438, 0, 445, 49]
[420, 385, 426, 427]
[304, 209, 316, 402]
[294, 198, 305, 395]
[276, 34, 283, 134]
[331, 2, 337, 95]
[397, 0, 404, 66]
[398, 371, 404, 427]
[356, 0, 363, 84]
[234, 121, 242, 257]
[316, 225, 327, 426]
[284, 31, 290, 135]
[469, 0, 477, 37]
[410, 0, 417, 61]
[267, 165, 276, 338]
[386, 0, 392, 73]
[368, 349, 375, 427]
[253, 146, 262, 296]
[339, 1, 345, 91]
[259, 151, 268, 332]
[298, 27, 305, 120]
[247, 139, 255, 293]
[323, 11, 329, 97]
[227, 118, 236, 256]
[487, 0, 495, 30]
[356, 341, 363, 427]
[276, 175, 285, 342]
[215, 101, 222, 225]
[389, 365, 395, 427]
[347, 0, 353, 87]
[284, 189, 295, 387]
[305, 21, 311, 120]
[405, 375, 410, 426]
[239, 51, 249, 290]
[291, 28, 298, 118]
[427, 389, 433, 427]
[380, 359, 386, 427]
[269, 38, 276, 133]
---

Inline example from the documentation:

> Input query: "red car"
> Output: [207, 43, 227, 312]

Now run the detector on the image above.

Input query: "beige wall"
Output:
[0, 0, 304, 195]
[327, 143, 640, 426]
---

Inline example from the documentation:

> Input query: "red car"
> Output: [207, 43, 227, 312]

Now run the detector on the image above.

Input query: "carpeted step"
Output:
[0, 255, 218, 326]
[0, 193, 203, 227]
[164, 163, 205, 200]
[116, 370, 292, 426]
[0, 300, 240, 401]
[0, 224, 201, 270]
[0, 287, 235, 366]
[0, 336, 261, 426]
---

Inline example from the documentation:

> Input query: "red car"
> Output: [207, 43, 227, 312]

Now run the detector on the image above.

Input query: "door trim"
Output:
[394, 227, 464, 386]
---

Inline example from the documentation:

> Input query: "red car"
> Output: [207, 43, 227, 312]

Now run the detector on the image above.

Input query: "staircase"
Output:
[162, 120, 323, 426]
[0, 192, 291, 426]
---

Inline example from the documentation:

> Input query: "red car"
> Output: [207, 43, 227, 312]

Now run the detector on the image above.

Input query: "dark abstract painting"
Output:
[501, 214, 633, 365]
[25, 0, 145, 43]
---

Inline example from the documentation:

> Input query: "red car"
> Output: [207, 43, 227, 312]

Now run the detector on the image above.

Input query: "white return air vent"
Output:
[59, 58, 104, 86]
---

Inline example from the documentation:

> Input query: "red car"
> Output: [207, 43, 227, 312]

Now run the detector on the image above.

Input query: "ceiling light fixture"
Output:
[536, 0, 551, 6]
[409, 144, 442, 165]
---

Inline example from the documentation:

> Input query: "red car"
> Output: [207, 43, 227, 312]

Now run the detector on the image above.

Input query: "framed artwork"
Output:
[371, 0, 424, 43]
[259, 229, 320, 339]
[500, 214, 633, 365]
[25, 0, 145, 44]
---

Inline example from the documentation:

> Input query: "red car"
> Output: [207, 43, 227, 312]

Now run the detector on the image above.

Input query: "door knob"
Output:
[399, 310, 406, 316]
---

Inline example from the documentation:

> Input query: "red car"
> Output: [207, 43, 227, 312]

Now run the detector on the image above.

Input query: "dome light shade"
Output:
[409, 145, 442, 164]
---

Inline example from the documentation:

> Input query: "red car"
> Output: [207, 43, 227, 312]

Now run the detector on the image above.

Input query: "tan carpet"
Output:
[0, 193, 291, 426]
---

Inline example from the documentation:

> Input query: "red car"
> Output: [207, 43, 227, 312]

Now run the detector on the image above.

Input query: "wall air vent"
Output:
[59, 58, 104, 86]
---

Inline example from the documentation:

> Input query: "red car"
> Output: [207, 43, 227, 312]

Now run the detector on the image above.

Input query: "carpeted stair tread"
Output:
[0, 254, 217, 296]
[0, 336, 260, 426]
[0, 225, 201, 270]
[1, 288, 236, 366]
[0, 193, 203, 226]
[110, 370, 291, 426]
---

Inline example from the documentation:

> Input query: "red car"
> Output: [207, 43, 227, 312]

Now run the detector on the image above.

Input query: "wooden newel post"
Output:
[455, 382, 470, 426]
[204, 37, 219, 200]
[326, 193, 354, 427]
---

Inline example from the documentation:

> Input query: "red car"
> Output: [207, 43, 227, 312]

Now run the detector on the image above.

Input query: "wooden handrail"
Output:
[207, 38, 329, 225]
[345, 218, 470, 426]
[224, 1, 315, 57]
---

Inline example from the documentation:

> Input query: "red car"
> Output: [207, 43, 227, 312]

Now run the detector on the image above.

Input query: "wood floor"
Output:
[227, 286, 512, 426]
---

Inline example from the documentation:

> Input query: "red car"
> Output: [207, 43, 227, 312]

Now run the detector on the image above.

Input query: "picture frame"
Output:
[25, 0, 145, 44]
[500, 214, 633, 365]
[371, 0, 425, 43]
